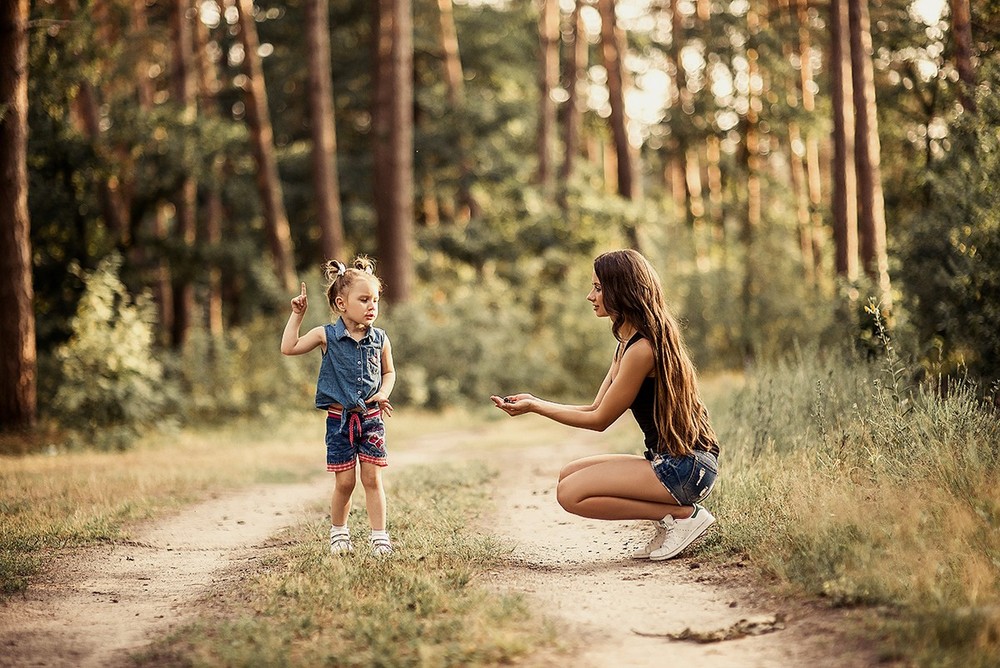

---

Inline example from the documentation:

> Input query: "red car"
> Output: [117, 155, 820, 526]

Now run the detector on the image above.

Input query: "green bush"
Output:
[51, 254, 172, 449]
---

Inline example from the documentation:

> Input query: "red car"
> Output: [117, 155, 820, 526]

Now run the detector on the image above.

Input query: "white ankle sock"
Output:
[371, 529, 389, 541]
[331, 524, 349, 535]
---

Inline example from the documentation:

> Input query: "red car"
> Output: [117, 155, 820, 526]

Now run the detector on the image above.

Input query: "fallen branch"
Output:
[633, 613, 786, 643]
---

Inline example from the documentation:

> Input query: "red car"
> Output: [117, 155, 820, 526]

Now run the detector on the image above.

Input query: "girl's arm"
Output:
[280, 282, 326, 356]
[281, 320, 326, 356]
[491, 340, 653, 431]
[368, 338, 396, 415]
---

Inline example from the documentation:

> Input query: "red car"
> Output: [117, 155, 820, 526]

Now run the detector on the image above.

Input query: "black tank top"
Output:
[621, 334, 659, 453]
[621, 333, 720, 458]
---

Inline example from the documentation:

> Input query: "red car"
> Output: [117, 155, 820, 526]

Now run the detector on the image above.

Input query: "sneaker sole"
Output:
[648, 516, 715, 561]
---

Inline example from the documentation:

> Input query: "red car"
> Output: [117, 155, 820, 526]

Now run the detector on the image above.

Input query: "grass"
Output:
[134, 462, 559, 667]
[4, 344, 999, 666]
[0, 414, 324, 595]
[1, 408, 574, 666]
[702, 338, 1000, 666]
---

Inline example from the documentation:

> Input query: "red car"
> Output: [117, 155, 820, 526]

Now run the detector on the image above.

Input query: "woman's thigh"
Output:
[557, 456, 678, 505]
[558, 453, 645, 481]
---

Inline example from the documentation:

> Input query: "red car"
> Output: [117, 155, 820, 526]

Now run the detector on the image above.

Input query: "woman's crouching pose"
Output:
[492, 249, 719, 560]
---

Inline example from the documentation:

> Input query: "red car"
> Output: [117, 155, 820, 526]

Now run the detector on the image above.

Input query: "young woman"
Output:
[282, 256, 396, 556]
[491, 249, 719, 560]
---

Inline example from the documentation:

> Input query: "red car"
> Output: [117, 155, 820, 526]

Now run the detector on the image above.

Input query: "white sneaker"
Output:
[649, 504, 715, 561]
[631, 519, 671, 559]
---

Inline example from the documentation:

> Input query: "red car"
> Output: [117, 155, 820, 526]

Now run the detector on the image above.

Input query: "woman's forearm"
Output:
[530, 399, 613, 431]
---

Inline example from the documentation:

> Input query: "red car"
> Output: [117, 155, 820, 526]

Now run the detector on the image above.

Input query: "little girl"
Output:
[491, 249, 719, 560]
[281, 256, 396, 556]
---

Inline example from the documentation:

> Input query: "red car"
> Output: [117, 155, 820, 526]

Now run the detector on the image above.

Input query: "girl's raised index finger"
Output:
[300, 282, 307, 297]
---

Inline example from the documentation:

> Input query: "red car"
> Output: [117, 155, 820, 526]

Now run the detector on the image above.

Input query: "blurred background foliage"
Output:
[15, 0, 1000, 448]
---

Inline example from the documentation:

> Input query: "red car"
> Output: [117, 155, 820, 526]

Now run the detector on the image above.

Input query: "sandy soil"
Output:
[0, 431, 880, 667]
[479, 438, 881, 667]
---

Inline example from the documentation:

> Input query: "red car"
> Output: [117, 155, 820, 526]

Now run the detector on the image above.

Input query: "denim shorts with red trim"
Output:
[325, 406, 386, 472]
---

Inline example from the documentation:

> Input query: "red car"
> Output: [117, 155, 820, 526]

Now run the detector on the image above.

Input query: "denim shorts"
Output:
[325, 407, 386, 472]
[647, 449, 718, 506]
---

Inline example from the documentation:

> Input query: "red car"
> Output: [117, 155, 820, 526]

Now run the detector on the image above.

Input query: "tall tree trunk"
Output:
[788, 123, 816, 285]
[373, 0, 415, 302]
[305, 0, 346, 262]
[0, 0, 36, 428]
[236, 0, 297, 292]
[705, 134, 724, 229]
[794, 0, 824, 284]
[130, 0, 173, 340]
[170, 0, 198, 348]
[559, 0, 586, 209]
[777, 0, 816, 286]
[597, 0, 634, 202]
[194, 4, 226, 338]
[849, 0, 890, 304]
[740, 3, 764, 361]
[949, 0, 975, 112]
[830, 0, 858, 280]
[436, 0, 476, 221]
[536, 0, 559, 191]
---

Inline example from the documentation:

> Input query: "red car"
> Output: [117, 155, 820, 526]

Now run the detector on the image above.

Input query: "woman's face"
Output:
[587, 271, 609, 318]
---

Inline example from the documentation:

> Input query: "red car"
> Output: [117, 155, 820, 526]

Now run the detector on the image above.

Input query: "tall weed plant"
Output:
[709, 305, 1000, 665]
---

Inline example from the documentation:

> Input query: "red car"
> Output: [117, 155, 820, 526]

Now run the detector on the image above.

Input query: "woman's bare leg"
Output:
[558, 453, 634, 481]
[555, 455, 693, 521]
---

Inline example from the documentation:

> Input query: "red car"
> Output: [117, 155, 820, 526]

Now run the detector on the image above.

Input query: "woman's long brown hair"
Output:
[594, 249, 718, 457]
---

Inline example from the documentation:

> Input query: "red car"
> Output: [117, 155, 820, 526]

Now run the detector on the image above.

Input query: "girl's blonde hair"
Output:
[323, 255, 383, 312]
[594, 249, 718, 458]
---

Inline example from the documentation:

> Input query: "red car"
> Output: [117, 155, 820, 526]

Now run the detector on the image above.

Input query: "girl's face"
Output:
[336, 277, 380, 328]
[588, 271, 609, 318]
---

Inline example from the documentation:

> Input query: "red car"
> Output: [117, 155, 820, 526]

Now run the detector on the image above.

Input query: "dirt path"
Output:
[0, 429, 877, 667]
[479, 438, 878, 667]
[0, 480, 328, 668]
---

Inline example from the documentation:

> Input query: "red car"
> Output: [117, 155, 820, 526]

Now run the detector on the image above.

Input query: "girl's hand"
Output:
[490, 393, 534, 416]
[291, 282, 308, 315]
[368, 392, 393, 417]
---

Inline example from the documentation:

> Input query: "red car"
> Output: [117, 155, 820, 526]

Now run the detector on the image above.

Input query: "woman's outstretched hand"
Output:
[490, 393, 535, 416]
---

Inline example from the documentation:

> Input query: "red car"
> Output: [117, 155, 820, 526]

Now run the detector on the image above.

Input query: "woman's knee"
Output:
[556, 479, 583, 514]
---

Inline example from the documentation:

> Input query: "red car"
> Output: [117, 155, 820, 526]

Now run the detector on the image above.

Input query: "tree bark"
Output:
[793, 0, 824, 284]
[597, 0, 635, 201]
[949, 0, 975, 112]
[373, 0, 415, 302]
[558, 0, 586, 209]
[236, 0, 297, 292]
[536, 0, 559, 191]
[305, 0, 347, 262]
[170, 0, 198, 347]
[0, 0, 37, 428]
[830, 0, 858, 280]
[849, 0, 890, 304]
[194, 3, 226, 338]
[436, 0, 476, 221]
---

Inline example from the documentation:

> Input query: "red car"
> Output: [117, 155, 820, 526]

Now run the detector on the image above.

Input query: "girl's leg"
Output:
[359, 462, 387, 532]
[555, 454, 692, 521]
[331, 468, 357, 525]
